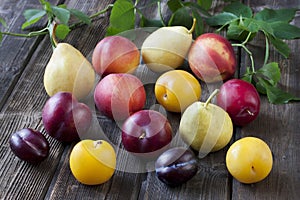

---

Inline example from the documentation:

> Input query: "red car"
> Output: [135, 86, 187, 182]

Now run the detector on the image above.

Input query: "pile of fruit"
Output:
[9, 19, 273, 187]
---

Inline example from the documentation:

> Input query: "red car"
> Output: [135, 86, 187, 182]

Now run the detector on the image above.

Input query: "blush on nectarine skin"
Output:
[188, 33, 237, 83]
[94, 73, 146, 121]
[92, 36, 140, 76]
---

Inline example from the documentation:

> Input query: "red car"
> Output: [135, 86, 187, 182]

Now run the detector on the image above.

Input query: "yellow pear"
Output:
[179, 89, 233, 158]
[141, 19, 196, 73]
[44, 43, 95, 100]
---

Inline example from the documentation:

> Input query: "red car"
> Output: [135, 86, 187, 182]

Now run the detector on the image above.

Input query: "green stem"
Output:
[232, 32, 256, 73]
[69, 4, 113, 29]
[204, 89, 219, 108]
[158, 1, 166, 27]
[264, 35, 269, 66]
[242, 31, 252, 45]
[88, 4, 114, 19]
[232, 43, 255, 73]
[1, 4, 113, 41]
[1, 31, 47, 37]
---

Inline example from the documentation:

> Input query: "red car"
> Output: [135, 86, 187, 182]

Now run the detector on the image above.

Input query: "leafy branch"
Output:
[105, 0, 212, 36]
[0, 0, 113, 47]
[206, 1, 300, 104]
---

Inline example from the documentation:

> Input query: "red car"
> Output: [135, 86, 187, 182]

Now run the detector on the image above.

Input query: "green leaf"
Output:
[267, 34, 290, 58]
[57, 4, 67, 9]
[0, 16, 7, 27]
[140, 16, 164, 27]
[182, 2, 211, 17]
[270, 22, 300, 40]
[42, 1, 53, 13]
[69, 9, 91, 25]
[55, 24, 70, 40]
[266, 85, 300, 104]
[106, 0, 135, 36]
[242, 18, 261, 33]
[255, 81, 267, 94]
[167, 0, 183, 13]
[224, 1, 252, 18]
[197, 0, 213, 10]
[21, 9, 46, 29]
[257, 77, 300, 104]
[254, 8, 297, 23]
[23, 9, 45, 21]
[254, 19, 274, 36]
[226, 22, 246, 40]
[168, 6, 193, 29]
[257, 62, 281, 85]
[241, 67, 253, 83]
[205, 12, 238, 26]
[51, 6, 70, 25]
[226, 18, 259, 41]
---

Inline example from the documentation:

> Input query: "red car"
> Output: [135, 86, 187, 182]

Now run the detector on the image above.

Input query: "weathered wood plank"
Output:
[232, 0, 300, 199]
[0, 38, 65, 199]
[0, 0, 299, 199]
[0, 0, 67, 199]
[0, 0, 61, 110]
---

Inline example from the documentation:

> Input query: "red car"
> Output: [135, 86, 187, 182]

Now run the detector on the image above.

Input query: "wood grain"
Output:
[0, 0, 299, 199]
[232, 0, 300, 199]
[0, 0, 61, 110]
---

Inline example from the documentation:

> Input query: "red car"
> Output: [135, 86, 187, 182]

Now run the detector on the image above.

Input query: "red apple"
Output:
[121, 110, 173, 158]
[216, 79, 260, 126]
[42, 92, 92, 142]
[94, 73, 146, 121]
[188, 33, 236, 83]
[92, 36, 140, 76]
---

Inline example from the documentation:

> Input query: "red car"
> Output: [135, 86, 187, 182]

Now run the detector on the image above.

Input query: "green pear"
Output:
[141, 19, 196, 73]
[44, 43, 95, 100]
[179, 89, 233, 158]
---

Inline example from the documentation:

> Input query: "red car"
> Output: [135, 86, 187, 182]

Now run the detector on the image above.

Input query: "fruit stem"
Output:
[139, 132, 146, 140]
[204, 89, 219, 108]
[188, 18, 197, 34]
[232, 32, 256, 73]
[49, 22, 58, 49]
[232, 42, 255, 73]
[247, 109, 254, 116]
[94, 140, 103, 148]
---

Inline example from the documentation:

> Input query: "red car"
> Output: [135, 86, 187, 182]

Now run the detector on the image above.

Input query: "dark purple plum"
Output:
[42, 92, 92, 142]
[155, 147, 198, 186]
[9, 128, 49, 164]
[121, 110, 172, 158]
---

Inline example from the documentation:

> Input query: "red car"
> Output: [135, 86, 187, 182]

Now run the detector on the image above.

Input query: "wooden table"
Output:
[0, 0, 299, 199]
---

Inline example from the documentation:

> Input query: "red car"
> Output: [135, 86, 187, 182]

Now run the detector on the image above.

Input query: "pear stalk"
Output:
[204, 89, 219, 108]
[188, 18, 197, 34]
